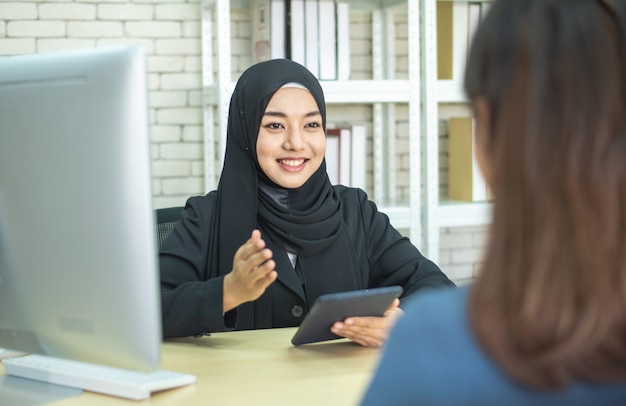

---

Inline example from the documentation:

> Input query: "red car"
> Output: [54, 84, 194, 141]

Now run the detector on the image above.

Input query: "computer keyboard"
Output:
[2, 354, 196, 400]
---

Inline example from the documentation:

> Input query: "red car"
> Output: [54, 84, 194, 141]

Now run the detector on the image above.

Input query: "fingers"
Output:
[223, 230, 277, 311]
[250, 258, 277, 288]
[330, 305, 403, 348]
[233, 231, 274, 276]
[384, 298, 402, 317]
[331, 318, 386, 347]
[236, 230, 269, 266]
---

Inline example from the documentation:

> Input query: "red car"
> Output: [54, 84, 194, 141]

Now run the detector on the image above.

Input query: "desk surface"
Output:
[2, 328, 381, 405]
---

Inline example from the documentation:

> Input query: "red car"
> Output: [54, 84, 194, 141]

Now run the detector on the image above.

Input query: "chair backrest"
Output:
[155, 206, 184, 249]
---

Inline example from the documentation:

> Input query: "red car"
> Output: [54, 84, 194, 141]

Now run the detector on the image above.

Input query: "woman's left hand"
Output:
[330, 298, 403, 348]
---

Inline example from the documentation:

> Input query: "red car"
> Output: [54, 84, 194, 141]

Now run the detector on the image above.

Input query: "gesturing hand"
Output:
[223, 229, 277, 313]
[330, 298, 403, 348]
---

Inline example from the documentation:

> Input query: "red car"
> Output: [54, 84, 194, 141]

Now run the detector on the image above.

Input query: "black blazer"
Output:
[159, 186, 454, 338]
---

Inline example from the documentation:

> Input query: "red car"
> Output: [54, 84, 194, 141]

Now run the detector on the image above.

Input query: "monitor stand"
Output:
[0, 374, 82, 405]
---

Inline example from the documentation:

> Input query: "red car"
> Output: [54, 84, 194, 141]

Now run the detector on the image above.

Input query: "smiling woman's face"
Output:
[256, 87, 326, 188]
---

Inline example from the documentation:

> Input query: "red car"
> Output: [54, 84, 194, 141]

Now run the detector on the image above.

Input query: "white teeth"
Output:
[278, 159, 305, 167]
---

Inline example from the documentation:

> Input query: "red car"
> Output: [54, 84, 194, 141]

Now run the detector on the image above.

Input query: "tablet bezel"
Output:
[291, 286, 403, 346]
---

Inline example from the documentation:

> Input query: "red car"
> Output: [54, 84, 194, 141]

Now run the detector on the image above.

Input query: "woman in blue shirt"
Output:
[362, 0, 626, 403]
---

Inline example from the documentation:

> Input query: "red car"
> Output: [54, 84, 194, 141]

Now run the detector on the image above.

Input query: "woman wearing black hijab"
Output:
[159, 59, 454, 347]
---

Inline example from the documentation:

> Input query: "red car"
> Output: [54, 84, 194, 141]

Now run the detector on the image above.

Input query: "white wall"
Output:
[0, 0, 205, 209]
[0, 0, 485, 283]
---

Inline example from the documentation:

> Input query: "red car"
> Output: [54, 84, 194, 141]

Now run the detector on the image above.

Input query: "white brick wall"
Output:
[0, 0, 204, 209]
[0, 1, 484, 284]
[439, 225, 488, 284]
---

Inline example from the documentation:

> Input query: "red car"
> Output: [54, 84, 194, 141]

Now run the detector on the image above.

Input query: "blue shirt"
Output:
[361, 286, 626, 405]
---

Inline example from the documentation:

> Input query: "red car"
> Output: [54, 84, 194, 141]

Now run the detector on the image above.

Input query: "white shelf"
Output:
[381, 201, 492, 231]
[204, 80, 413, 105]
[436, 80, 467, 103]
[437, 201, 492, 228]
[322, 80, 412, 103]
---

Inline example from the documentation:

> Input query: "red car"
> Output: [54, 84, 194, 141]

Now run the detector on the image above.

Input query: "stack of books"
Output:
[325, 124, 366, 189]
[437, 0, 491, 81]
[251, 0, 351, 80]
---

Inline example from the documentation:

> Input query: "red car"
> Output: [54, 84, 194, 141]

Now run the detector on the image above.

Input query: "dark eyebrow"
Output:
[263, 110, 321, 118]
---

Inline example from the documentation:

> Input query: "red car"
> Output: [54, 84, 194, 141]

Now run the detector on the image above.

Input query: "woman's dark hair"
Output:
[466, 0, 626, 389]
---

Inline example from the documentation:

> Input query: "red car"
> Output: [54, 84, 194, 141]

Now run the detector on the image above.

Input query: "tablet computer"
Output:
[291, 286, 403, 346]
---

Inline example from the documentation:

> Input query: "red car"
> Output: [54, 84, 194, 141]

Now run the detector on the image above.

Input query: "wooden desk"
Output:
[3, 328, 381, 405]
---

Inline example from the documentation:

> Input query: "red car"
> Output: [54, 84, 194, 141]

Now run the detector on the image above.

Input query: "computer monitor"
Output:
[0, 45, 161, 372]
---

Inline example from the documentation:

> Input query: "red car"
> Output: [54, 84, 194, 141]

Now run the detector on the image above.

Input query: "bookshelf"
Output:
[199, 0, 492, 262]
[427, 0, 494, 261]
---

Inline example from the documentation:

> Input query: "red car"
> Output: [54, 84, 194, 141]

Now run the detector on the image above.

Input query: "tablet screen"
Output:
[291, 286, 403, 346]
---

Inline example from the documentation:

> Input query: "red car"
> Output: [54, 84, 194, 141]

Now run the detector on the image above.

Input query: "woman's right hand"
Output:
[223, 229, 277, 313]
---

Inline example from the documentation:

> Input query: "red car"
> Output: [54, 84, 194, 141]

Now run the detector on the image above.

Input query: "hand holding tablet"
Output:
[291, 286, 403, 346]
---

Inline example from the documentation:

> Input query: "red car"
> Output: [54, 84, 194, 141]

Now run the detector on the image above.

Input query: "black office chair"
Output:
[155, 206, 184, 249]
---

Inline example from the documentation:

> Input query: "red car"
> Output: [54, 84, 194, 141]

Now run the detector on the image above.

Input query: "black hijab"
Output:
[209, 59, 360, 328]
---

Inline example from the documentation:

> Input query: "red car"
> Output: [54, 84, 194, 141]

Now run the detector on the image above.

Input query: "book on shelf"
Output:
[451, 1, 469, 82]
[437, 1, 489, 82]
[326, 129, 341, 185]
[251, 0, 350, 81]
[349, 124, 366, 190]
[304, 0, 320, 77]
[325, 124, 366, 189]
[288, 0, 306, 65]
[270, 1, 287, 59]
[317, 0, 337, 80]
[448, 116, 492, 202]
[467, 2, 482, 55]
[336, 1, 351, 81]
[436, 1, 454, 80]
[251, 0, 287, 63]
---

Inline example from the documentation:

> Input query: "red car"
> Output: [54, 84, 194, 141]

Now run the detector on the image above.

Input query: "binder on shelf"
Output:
[326, 124, 366, 188]
[326, 127, 349, 185]
[467, 2, 482, 54]
[251, 0, 287, 63]
[448, 116, 491, 202]
[326, 129, 341, 185]
[288, 0, 306, 65]
[270, 1, 287, 59]
[318, 0, 337, 80]
[336, 1, 351, 81]
[338, 127, 351, 186]
[304, 0, 320, 77]
[451, 1, 469, 82]
[438, 1, 488, 82]
[436, 1, 453, 80]
[349, 124, 366, 190]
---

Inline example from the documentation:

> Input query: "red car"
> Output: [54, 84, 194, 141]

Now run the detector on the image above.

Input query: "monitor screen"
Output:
[0, 45, 161, 372]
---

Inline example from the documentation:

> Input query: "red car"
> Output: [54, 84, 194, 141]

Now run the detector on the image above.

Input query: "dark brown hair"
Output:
[466, 0, 626, 390]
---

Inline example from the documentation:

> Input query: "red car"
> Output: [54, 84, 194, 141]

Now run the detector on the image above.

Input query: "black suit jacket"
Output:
[159, 186, 454, 338]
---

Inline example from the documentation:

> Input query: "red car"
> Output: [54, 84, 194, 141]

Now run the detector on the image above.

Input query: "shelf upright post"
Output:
[201, 0, 231, 192]
[419, 0, 440, 261]
[215, 0, 231, 188]
[201, 0, 216, 191]
[407, 0, 422, 249]
[383, 8, 397, 205]
[371, 8, 385, 205]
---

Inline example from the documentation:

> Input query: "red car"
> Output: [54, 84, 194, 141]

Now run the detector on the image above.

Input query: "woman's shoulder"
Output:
[332, 185, 376, 213]
[383, 286, 475, 367]
[361, 286, 478, 404]
[332, 184, 366, 199]
[172, 192, 218, 230]
[398, 285, 469, 333]
[183, 191, 217, 214]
